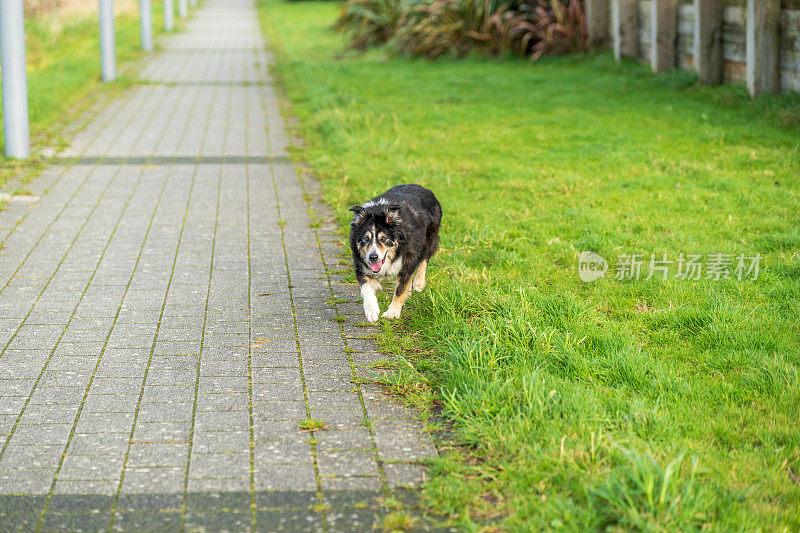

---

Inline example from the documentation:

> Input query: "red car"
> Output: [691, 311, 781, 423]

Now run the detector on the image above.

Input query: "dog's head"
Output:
[349, 203, 402, 274]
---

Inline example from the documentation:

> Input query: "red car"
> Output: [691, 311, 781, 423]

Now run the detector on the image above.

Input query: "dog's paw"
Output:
[412, 278, 426, 292]
[364, 302, 380, 323]
[381, 306, 402, 320]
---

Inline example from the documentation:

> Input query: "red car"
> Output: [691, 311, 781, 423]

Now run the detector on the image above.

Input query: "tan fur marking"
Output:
[413, 259, 428, 292]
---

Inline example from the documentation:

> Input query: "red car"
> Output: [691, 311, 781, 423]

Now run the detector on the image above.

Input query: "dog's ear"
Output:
[349, 205, 365, 225]
[385, 204, 402, 225]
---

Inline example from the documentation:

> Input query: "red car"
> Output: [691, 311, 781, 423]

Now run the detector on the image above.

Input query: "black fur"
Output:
[349, 184, 441, 296]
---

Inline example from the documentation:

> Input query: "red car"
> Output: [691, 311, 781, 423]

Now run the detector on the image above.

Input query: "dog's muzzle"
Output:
[367, 248, 383, 273]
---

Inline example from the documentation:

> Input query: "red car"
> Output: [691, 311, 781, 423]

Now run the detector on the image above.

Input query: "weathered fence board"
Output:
[613, 0, 640, 60]
[677, 3, 695, 69]
[608, 1, 799, 94]
[694, 0, 723, 85]
[722, 6, 746, 83]
[746, 0, 780, 97]
[652, 0, 678, 72]
[587, 0, 610, 47]
[781, 10, 800, 91]
[638, 0, 652, 60]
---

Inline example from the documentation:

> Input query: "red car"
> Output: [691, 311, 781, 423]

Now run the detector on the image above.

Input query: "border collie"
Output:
[349, 184, 442, 323]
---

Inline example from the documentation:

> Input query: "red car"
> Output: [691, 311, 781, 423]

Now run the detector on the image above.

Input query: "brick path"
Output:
[0, 1, 436, 530]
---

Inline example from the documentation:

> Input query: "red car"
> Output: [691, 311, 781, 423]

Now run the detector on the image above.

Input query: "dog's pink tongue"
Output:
[369, 262, 382, 273]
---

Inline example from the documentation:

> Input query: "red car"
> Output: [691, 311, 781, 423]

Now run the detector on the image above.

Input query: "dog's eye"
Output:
[379, 236, 388, 243]
[361, 236, 370, 244]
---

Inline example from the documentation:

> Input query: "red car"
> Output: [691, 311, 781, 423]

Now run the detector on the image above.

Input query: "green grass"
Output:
[257, 0, 800, 529]
[298, 417, 328, 431]
[0, 2, 170, 189]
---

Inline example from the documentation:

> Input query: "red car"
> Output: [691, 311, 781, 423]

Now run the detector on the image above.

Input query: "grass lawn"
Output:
[257, 0, 800, 529]
[0, 1, 169, 190]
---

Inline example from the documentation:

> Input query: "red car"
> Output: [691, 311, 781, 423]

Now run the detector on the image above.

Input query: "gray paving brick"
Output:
[192, 411, 249, 433]
[82, 394, 140, 413]
[306, 392, 363, 411]
[0, 378, 36, 396]
[9, 423, 73, 445]
[197, 392, 250, 412]
[17, 404, 79, 425]
[310, 409, 367, 430]
[0, 445, 64, 469]
[141, 385, 194, 404]
[252, 382, 304, 402]
[189, 452, 250, 478]
[321, 476, 382, 491]
[127, 443, 189, 468]
[121, 467, 185, 494]
[252, 400, 307, 421]
[0, 468, 56, 493]
[186, 477, 250, 492]
[37, 370, 93, 388]
[253, 420, 303, 442]
[384, 462, 428, 488]
[53, 341, 105, 356]
[254, 464, 317, 492]
[75, 412, 135, 434]
[253, 440, 313, 465]
[45, 356, 97, 373]
[136, 402, 194, 423]
[372, 420, 438, 462]
[59, 454, 125, 480]
[132, 422, 191, 443]
[192, 431, 250, 454]
[52, 479, 119, 495]
[89, 377, 142, 395]
[318, 451, 380, 478]
[68, 433, 130, 456]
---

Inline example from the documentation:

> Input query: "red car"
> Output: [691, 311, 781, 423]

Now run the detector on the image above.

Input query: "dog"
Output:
[349, 184, 442, 323]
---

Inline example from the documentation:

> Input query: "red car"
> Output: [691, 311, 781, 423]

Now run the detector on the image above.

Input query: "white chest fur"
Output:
[377, 256, 402, 280]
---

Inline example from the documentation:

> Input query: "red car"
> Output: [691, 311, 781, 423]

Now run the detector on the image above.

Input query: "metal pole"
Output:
[164, 0, 174, 31]
[178, 0, 188, 19]
[99, 0, 116, 82]
[0, 0, 30, 159]
[139, 0, 153, 51]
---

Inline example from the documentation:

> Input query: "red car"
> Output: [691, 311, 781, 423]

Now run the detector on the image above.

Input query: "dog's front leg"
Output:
[360, 278, 381, 323]
[381, 275, 412, 320]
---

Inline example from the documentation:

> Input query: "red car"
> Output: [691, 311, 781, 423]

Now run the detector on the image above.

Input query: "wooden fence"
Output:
[587, 0, 800, 97]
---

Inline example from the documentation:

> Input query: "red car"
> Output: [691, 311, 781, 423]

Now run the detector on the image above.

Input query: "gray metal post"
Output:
[99, 0, 116, 82]
[178, 0, 188, 19]
[0, 0, 31, 159]
[140, 0, 153, 51]
[164, 0, 174, 31]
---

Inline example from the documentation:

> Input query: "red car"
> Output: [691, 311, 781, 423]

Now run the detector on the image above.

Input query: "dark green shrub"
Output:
[335, 0, 408, 49]
[336, 0, 588, 60]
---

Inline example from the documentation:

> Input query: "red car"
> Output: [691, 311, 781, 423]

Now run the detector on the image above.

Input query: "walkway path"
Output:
[0, 1, 436, 530]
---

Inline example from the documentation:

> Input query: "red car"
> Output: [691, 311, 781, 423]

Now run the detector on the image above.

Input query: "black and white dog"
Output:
[349, 184, 442, 323]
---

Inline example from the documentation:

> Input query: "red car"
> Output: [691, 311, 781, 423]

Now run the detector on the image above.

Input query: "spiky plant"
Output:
[336, 0, 408, 50]
[521, 0, 588, 60]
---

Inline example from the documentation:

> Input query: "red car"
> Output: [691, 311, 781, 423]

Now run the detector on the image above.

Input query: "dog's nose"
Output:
[368, 252, 379, 262]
